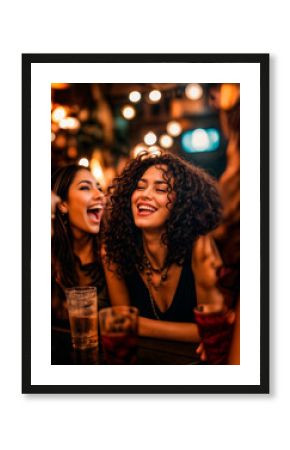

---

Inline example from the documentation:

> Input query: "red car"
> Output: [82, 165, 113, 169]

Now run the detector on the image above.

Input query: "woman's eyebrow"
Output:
[77, 180, 93, 186]
[154, 180, 168, 185]
[138, 178, 167, 184]
[77, 179, 103, 190]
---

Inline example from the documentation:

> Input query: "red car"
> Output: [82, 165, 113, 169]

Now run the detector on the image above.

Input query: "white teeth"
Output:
[138, 205, 156, 212]
[87, 205, 104, 212]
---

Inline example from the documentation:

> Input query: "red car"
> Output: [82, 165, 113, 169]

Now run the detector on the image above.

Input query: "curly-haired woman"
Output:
[103, 152, 224, 342]
[51, 164, 108, 326]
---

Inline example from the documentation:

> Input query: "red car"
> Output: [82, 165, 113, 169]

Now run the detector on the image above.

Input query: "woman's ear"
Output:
[58, 201, 68, 214]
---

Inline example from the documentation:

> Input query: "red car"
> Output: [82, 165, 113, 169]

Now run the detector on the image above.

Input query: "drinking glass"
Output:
[99, 306, 139, 364]
[65, 287, 98, 350]
[194, 304, 234, 364]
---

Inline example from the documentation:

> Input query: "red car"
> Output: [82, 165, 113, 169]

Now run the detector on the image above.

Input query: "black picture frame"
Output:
[22, 53, 269, 394]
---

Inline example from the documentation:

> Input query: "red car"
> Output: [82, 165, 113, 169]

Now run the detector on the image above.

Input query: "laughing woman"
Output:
[103, 152, 223, 343]
[51, 164, 107, 326]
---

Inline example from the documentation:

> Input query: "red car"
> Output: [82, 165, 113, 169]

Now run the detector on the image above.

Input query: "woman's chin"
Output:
[92, 225, 101, 234]
[134, 220, 165, 234]
[86, 223, 101, 234]
[134, 218, 153, 229]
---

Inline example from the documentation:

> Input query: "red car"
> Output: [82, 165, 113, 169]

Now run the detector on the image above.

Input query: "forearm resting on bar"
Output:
[138, 317, 201, 343]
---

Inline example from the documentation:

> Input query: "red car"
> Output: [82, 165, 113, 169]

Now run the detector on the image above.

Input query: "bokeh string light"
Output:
[52, 83, 226, 181]
[78, 158, 89, 167]
[121, 105, 136, 120]
[166, 121, 182, 137]
[129, 91, 141, 103]
[149, 89, 162, 102]
[144, 131, 157, 146]
[185, 83, 203, 100]
[159, 134, 173, 149]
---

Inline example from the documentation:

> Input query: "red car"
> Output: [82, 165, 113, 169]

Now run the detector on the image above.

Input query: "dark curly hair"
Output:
[104, 152, 222, 277]
[51, 164, 103, 288]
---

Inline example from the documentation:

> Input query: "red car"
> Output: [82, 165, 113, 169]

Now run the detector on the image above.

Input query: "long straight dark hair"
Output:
[51, 164, 101, 287]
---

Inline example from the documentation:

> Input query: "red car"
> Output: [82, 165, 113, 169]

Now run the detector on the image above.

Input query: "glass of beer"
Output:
[99, 306, 139, 364]
[65, 287, 98, 350]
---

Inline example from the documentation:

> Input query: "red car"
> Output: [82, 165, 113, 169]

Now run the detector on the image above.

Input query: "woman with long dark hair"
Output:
[103, 151, 223, 342]
[51, 164, 107, 325]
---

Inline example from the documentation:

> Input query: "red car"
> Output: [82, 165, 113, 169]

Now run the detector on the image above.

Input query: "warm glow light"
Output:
[144, 131, 157, 146]
[91, 159, 106, 187]
[67, 147, 78, 159]
[51, 122, 58, 133]
[159, 134, 173, 149]
[59, 117, 80, 130]
[220, 84, 240, 110]
[51, 83, 69, 90]
[129, 91, 141, 103]
[149, 90, 162, 102]
[185, 83, 203, 100]
[191, 129, 210, 151]
[148, 146, 162, 156]
[55, 134, 66, 149]
[78, 158, 89, 167]
[133, 143, 148, 158]
[79, 108, 90, 122]
[51, 106, 67, 123]
[121, 105, 136, 120]
[51, 132, 56, 142]
[167, 121, 182, 137]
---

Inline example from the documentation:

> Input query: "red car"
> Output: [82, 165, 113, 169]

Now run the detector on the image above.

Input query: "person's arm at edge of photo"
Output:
[227, 297, 240, 365]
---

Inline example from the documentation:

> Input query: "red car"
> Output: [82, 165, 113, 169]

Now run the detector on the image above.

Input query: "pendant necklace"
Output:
[142, 254, 169, 290]
[140, 254, 170, 320]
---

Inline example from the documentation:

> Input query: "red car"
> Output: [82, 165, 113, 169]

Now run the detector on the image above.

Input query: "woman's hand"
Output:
[196, 342, 207, 361]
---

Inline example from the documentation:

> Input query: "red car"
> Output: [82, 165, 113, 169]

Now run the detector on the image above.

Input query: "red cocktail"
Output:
[99, 306, 139, 365]
[101, 332, 138, 365]
[194, 305, 234, 364]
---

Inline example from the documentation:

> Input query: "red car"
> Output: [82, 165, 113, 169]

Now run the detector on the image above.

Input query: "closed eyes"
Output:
[78, 182, 103, 192]
[136, 185, 168, 193]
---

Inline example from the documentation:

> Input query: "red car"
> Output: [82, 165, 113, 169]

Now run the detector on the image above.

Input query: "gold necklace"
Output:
[147, 285, 161, 320]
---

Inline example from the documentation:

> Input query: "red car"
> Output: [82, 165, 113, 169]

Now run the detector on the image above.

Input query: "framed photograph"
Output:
[22, 53, 269, 394]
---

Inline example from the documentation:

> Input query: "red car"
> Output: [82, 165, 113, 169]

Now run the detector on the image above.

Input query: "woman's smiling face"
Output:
[61, 169, 105, 238]
[131, 165, 175, 233]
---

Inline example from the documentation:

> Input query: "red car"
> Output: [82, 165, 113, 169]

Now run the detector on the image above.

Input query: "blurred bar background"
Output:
[51, 83, 239, 186]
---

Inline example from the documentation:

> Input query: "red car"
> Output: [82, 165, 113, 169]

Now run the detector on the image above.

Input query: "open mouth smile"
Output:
[137, 203, 157, 216]
[87, 204, 104, 223]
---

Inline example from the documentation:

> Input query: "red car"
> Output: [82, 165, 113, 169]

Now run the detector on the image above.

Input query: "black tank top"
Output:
[125, 252, 197, 322]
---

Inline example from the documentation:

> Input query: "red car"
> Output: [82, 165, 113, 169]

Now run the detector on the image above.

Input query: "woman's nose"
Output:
[140, 186, 153, 198]
[93, 187, 105, 199]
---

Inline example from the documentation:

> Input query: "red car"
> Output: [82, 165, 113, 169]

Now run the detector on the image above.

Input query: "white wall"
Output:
[0, 2, 285, 449]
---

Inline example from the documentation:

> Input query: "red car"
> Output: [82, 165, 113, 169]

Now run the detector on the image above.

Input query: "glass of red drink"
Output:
[99, 306, 139, 364]
[194, 304, 234, 364]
